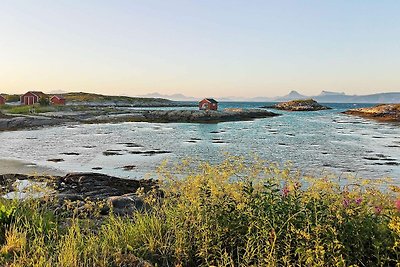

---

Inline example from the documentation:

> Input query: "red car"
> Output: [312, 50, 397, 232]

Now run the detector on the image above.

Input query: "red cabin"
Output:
[20, 91, 47, 105]
[199, 98, 218, 111]
[50, 95, 66, 105]
[0, 95, 5, 105]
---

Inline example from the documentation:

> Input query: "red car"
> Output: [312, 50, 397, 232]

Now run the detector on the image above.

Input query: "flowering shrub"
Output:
[0, 158, 399, 266]
[151, 158, 400, 266]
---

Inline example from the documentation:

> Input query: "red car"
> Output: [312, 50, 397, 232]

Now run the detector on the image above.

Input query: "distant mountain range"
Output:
[140, 91, 400, 103]
[139, 93, 197, 101]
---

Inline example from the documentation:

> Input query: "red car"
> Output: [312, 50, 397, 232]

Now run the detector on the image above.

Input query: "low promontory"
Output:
[85, 108, 280, 124]
[263, 99, 331, 111]
[0, 108, 280, 131]
[344, 104, 400, 122]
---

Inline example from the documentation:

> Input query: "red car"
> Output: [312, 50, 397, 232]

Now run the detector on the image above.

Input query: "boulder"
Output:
[56, 172, 157, 199]
[107, 193, 149, 215]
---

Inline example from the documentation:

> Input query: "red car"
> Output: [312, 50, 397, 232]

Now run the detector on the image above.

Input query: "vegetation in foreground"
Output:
[0, 158, 400, 266]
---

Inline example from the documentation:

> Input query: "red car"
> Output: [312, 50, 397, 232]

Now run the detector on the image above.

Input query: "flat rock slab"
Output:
[56, 173, 157, 200]
[0, 172, 157, 201]
[0, 116, 69, 131]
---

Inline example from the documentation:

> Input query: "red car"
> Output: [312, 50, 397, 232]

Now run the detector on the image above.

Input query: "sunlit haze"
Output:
[1, 0, 399, 98]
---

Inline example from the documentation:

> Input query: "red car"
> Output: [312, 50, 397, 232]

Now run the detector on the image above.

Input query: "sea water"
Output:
[1, 102, 399, 180]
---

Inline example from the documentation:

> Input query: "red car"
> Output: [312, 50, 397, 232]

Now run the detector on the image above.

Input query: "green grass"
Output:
[0, 105, 59, 114]
[0, 105, 57, 115]
[0, 159, 399, 266]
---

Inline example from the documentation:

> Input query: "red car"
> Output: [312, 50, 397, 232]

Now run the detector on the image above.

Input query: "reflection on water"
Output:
[1, 102, 399, 180]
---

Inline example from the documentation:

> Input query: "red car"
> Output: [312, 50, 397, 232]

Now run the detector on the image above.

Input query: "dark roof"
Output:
[51, 95, 65, 100]
[26, 91, 47, 98]
[200, 98, 218, 104]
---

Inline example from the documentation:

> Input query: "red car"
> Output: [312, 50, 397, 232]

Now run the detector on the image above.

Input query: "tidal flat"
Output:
[0, 102, 399, 180]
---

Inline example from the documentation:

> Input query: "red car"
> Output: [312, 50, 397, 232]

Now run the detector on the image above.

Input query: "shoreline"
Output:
[0, 108, 280, 131]
[0, 159, 65, 176]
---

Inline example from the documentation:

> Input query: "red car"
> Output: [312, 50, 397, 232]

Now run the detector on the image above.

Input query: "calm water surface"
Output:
[1, 102, 399, 180]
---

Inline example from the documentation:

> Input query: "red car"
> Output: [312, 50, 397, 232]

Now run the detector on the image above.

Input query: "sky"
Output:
[0, 0, 399, 98]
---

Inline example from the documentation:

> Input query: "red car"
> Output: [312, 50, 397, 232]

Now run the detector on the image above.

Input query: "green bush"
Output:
[38, 97, 50, 106]
[0, 203, 15, 225]
[0, 201, 16, 245]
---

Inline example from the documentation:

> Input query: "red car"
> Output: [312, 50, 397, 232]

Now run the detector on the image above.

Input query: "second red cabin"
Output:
[50, 95, 66, 105]
[199, 98, 218, 111]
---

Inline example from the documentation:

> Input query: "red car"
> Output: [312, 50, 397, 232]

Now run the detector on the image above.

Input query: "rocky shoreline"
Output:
[0, 108, 280, 131]
[84, 108, 280, 124]
[344, 104, 400, 122]
[0, 115, 71, 131]
[1, 172, 158, 215]
[263, 99, 331, 111]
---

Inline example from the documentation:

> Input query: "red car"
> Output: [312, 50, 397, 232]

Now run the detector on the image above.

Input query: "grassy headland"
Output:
[62, 92, 176, 105]
[0, 158, 399, 266]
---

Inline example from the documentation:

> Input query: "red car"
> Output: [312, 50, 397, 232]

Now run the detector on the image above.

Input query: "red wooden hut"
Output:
[50, 95, 66, 105]
[20, 91, 47, 105]
[199, 98, 218, 111]
[0, 95, 6, 105]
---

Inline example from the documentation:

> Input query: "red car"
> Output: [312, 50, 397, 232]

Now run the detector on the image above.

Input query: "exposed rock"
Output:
[103, 150, 123, 156]
[92, 167, 103, 170]
[122, 165, 137, 171]
[0, 111, 11, 119]
[129, 150, 171, 155]
[128, 109, 280, 123]
[0, 107, 280, 132]
[47, 158, 64, 162]
[55, 173, 157, 200]
[263, 99, 331, 111]
[0, 172, 158, 204]
[343, 104, 400, 122]
[0, 116, 68, 131]
[118, 142, 143, 148]
[108, 193, 149, 215]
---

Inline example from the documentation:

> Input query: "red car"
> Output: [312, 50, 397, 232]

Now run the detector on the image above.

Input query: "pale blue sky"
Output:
[0, 0, 399, 97]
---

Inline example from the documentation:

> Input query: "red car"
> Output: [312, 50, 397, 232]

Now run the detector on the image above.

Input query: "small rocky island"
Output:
[344, 104, 400, 122]
[263, 99, 331, 111]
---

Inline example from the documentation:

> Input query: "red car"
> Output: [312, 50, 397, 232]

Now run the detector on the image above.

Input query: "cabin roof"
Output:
[200, 98, 218, 104]
[51, 95, 65, 100]
[25, 91, 47, 98]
